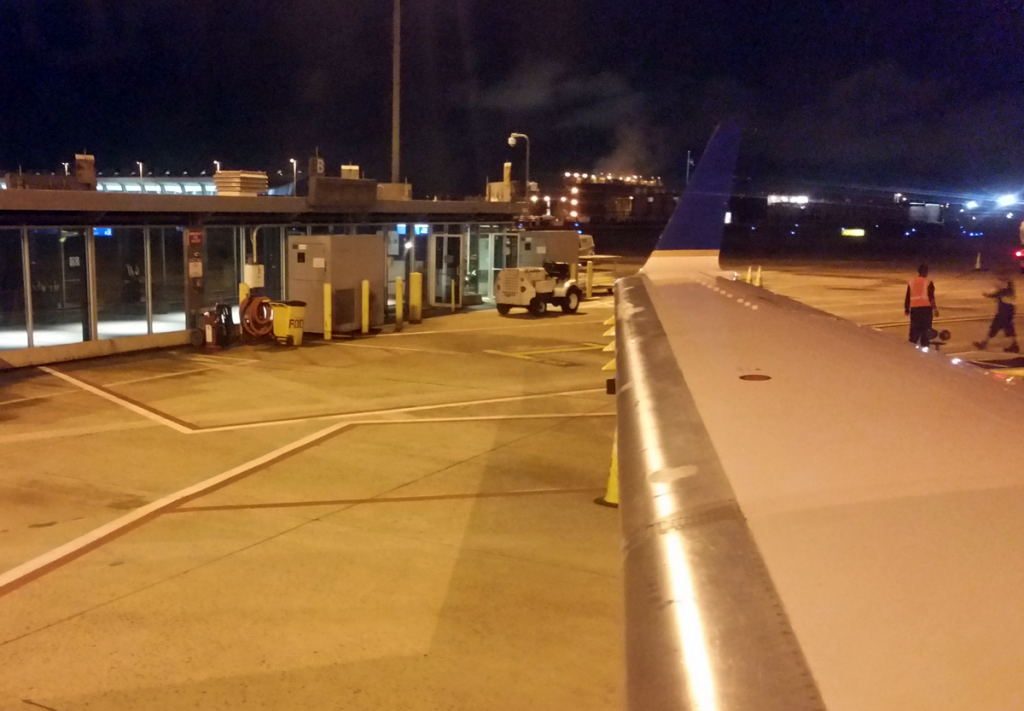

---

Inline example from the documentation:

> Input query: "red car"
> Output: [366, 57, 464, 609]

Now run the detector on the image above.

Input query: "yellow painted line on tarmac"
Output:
[378, 318, 605, 337]
[329, 342, 463, 355]
[868, 316, 991, 329]
[503, 343, 607, 356]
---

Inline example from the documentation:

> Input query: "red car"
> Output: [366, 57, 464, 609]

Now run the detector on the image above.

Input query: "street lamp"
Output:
[62, 162, 69, 176]
[213, 160, 221, 173]
[137, 161, 144, 178]
[289, 158, 298, 194]
[508, 132, 530, 197]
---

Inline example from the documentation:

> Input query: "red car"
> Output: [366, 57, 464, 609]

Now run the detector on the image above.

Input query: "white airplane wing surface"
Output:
[615, 120, 1024, 710]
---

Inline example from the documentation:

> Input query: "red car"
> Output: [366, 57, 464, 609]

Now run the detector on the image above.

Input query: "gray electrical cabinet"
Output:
[286, 233, 386, 334]
[516, 230, 580, 267]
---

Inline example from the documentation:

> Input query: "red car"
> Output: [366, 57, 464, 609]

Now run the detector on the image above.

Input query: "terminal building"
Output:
[0, 156, 520, 368]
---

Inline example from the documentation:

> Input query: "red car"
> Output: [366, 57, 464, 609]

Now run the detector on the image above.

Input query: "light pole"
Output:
[62, 162, 69, 176]
[137, 161, 144, 178]
[289, 158, 298, 195]
[508, 133, 530, 198]
[213, 160, 221, 173]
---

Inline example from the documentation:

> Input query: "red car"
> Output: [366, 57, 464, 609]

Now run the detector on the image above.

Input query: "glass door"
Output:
[432, 232, 463, 308]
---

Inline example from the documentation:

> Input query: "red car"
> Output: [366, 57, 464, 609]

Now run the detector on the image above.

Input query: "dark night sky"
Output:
[1, 1, 1022, 197]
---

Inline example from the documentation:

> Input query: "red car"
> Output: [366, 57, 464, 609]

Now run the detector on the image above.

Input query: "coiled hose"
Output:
[239, 295, 273, 339]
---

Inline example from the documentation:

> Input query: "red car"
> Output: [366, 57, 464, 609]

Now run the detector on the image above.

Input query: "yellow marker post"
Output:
[754, 266, 762, 287]
[570, 261, 578, 283]
[451, 275, 456, 312]
[395, 276, 404, 332]
[586, 260, 594, 300]
[745, 266, 752, 283]
[410, 272, 423, 324]
[324, 282, 333, 340]
[361, 279, 370, 335]
[595, 433, 619, 508]
[239, 282, 251, 304]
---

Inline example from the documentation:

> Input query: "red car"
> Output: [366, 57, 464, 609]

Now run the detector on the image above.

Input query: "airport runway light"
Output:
[507, 133, 530, 196]
[997, 194, 1017, 207]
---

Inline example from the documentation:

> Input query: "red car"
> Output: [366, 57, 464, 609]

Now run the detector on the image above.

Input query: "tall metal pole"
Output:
[391, 0, 401, 184]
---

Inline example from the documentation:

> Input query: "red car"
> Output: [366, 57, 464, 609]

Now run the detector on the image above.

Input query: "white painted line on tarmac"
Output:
[0, 420, 158, 445]
[0, 407, 613, 596]
[196, 388, 606, 433]
[0, 418, 355, 598]
[377, 318, 606, 337]
[39, 366, 194, 434]
[106, 368, 214, 387]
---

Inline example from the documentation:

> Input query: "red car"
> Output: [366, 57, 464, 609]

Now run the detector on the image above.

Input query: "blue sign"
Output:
[93, 227, 113, 237]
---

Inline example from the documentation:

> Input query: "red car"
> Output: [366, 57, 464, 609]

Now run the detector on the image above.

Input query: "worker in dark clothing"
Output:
[905, 263, 939, 347]
[973, 275, 1019, 353]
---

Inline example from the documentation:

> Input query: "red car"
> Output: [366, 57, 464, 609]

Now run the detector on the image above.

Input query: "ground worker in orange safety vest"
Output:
[904, 263, 938, 347]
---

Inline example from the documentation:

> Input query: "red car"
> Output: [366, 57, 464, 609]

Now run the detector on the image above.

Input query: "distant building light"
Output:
[965, 200, 979, 209]
[560, 197, 567, 202]
[564, 172, 571, 178]
[842, 228, 866, 237]
[569, 211, 578, 218]
[997, 194, 1017, 207]
[530, 195, 539, 202]
[414, 224, 429, 235]
[724, 211, 732, 224]
[1008, 212, 1015, 219]
[767, 194, 809, 205]
[572, 172, 580, 178]
[571, 187, 579, 194]
[570, 199, 578, 206]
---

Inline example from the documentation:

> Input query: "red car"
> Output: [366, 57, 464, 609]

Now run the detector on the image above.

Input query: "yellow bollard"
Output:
[410, 272, 423, 324]
[361, 279, 370, 335]
[745, 266, 752, 283]
[395, 276, 404, 332]
[586, 260, 594, 300]
[570, 261, 578, 283]
[754, 266, 762, 287]
[595, 433, 619, 508]
[451, 274, 456, 312]
[324, 282, 333, 340]
[239, 282, 251, 304]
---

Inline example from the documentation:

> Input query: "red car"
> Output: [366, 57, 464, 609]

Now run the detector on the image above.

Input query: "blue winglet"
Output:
[652, 119, 742, 254]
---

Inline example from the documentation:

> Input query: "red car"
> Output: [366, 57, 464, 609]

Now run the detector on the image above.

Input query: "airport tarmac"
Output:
[1, 257, 1020, 710]
[0, 300, 621, 710]
[725, 260, 1024, 374]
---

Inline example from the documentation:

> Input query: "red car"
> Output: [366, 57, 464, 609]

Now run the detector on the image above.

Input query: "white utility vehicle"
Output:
[495, 261, 583, 317]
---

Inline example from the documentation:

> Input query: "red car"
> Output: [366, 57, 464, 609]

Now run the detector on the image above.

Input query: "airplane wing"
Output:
[614, 120, 1024, 710]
